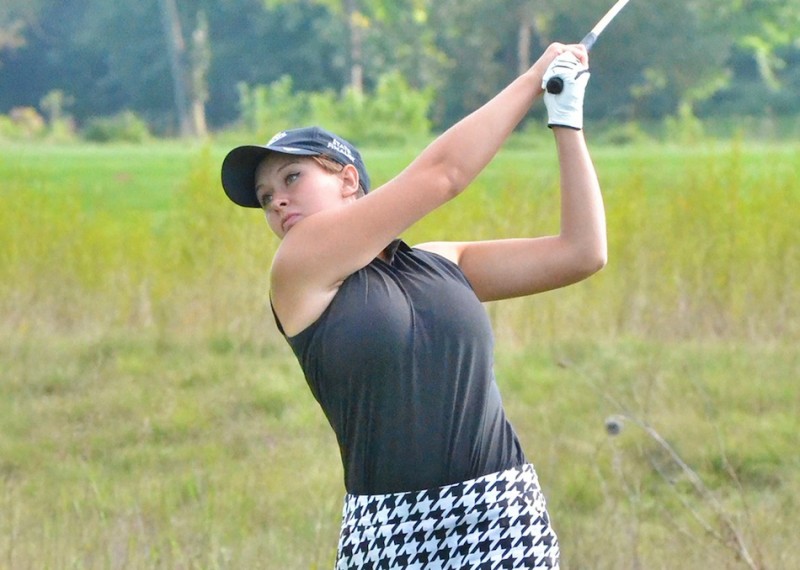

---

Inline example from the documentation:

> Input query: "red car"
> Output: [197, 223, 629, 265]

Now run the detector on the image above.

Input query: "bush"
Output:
[0, 115, 18, 140]
[236, 77, 309, 141]
[81, 111, 152, 143]
[591, 120, 656, 146]
[664, 103, 706, 145]
[335, 71, 434, 145]
[0, 107, 47, 140]
[234, 72, 434, 146]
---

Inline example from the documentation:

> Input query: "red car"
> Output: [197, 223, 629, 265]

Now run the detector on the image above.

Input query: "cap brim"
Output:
[221, 145, 272, 208]
[222, 144, 326, 208]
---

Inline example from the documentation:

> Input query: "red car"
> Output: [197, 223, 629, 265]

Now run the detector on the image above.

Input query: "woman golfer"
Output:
[221, 42, 604, 569]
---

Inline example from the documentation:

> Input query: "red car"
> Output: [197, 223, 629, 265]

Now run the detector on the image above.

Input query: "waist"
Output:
[341, 462, 543, 530]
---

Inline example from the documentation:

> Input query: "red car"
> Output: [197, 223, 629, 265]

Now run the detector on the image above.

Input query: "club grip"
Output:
[547, 27, 598, 94]
[546, 77, 564, 94]
[581, 31, 598, 51]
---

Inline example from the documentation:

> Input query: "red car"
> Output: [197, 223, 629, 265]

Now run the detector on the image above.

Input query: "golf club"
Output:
[545, 0, 632, 94]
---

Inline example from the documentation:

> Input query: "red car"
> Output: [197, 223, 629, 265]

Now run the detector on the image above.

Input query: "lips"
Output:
[281, 213, 302, 232]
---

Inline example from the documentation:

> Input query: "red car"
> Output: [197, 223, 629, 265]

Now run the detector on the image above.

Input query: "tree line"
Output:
[1, 0, 799, 138]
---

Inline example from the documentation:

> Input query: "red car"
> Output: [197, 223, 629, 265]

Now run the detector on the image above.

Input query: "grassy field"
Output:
[1, 136, 798, 569]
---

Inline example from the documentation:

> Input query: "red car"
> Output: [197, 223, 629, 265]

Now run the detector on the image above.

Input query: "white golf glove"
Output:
[542, 52, 591, 130]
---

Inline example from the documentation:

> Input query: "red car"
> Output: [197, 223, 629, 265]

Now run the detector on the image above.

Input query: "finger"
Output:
[569, 44, 589, 67]
[545, 42, 567, 65]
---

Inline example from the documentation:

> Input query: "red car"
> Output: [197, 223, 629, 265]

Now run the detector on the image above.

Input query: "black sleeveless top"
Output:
[277, 240, 526, 495]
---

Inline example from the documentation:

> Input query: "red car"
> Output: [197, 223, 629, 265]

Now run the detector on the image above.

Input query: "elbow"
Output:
[422, 150, 469, 200]
[439, 162, 469, 200]
[586, 247, 608, 276]
[566, 223, 608, 279]
[571, 242, 608, 280]
[591, 238, 609, 273]
[590, 249, 608, 275]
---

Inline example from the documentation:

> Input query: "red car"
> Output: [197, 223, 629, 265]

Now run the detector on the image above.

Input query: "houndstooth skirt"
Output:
[334, 463, 560, 569]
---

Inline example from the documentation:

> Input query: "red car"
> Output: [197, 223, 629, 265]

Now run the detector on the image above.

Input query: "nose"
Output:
[270, 194, 290, 212]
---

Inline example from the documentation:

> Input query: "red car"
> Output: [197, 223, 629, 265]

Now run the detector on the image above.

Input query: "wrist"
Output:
[552, 125, 584, 137]
[521, 66, 546, 97]
[553, 127, 587, 152]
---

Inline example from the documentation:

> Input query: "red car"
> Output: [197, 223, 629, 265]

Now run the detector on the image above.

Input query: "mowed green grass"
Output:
[1, 138, 798, 569]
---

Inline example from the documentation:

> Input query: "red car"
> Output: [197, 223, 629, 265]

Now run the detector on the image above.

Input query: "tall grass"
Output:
[2, 138, 797, 343]
[1, 138, 798, 568]
[0, 143, 275, 342]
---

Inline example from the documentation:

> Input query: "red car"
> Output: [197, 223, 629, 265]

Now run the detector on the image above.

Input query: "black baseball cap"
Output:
[221, 126, 370, 208]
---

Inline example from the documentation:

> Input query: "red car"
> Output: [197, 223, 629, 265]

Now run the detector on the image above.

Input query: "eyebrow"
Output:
[255, 158, 303, 193]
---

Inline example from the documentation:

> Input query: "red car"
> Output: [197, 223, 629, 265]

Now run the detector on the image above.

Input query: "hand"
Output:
[541, 52, 591, 130]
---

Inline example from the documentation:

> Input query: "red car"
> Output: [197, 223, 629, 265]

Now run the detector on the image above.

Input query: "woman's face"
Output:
[255, 153, 354, 238]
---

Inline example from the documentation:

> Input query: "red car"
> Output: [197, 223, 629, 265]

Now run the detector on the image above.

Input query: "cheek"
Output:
[264, 211, 282, 235]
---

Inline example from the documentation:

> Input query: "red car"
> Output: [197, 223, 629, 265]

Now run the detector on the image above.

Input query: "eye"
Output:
[258, 192, 273, 209]
[285, 172, 299, 185]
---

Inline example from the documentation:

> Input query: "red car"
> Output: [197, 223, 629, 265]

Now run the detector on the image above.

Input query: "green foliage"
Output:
[0, 332, 797, 567]
[0, 115, 25, 140]
[0, 93, 77, 142]
[587, 120, 656, 147]
[82, 111, 152, 143]
[39, 89, 71, 123]
[236, 76, 309, 140]
[0, 107, 45, 140]
[315, 71, 434, 145]
[663, 102, 706, 145]
[3, 140, 799, 342]
[39, 90, 77, 142]
[5, 0, 800, 136]
[236, 71, 434, 145]
[1, 141, 799, 567]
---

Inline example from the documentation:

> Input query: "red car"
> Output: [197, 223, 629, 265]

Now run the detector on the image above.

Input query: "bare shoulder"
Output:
[413, 241, 464, 265]
[414, 237, 599, 302]
[269, 239, 342, 337]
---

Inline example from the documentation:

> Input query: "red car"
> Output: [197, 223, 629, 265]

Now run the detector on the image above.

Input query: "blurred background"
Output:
[1, 1, 798, 569]
[1, 0, 799, 143]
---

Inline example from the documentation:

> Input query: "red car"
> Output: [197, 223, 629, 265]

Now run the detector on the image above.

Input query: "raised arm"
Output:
[271, 44, 585, 333]
[418, 51, 606, 301]
[421, 128, 606, 301]
[401, 44, 564, 199]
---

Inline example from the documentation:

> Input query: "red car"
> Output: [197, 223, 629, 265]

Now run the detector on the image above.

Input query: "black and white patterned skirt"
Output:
[335, 463, 559, 569]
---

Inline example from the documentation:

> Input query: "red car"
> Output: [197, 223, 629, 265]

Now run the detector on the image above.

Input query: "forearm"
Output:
[555, 128, 607, 266]
[415, 67, 546, 194]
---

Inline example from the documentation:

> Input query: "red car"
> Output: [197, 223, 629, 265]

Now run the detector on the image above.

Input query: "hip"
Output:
[335, 463, 560, 569]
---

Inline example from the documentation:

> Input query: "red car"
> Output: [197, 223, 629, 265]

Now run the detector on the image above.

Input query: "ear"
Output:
[340, 164, 360, 198]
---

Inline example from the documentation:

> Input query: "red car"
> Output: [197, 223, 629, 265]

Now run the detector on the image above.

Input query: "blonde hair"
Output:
[312, 155, 366, 197]
[311, 155, 344, 174]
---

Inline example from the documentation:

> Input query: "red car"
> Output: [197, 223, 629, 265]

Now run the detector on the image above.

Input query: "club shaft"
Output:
[545, 0, 631, 94]
[580, 31, 600, 51]
[581, 0, 630, 51]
